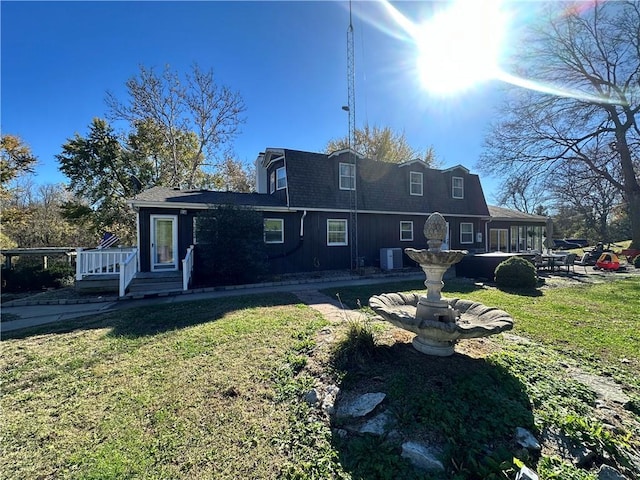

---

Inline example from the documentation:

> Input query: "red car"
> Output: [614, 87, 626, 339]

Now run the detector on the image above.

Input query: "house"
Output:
[486, 205, 547, 253]
[77, 147, 547, 295]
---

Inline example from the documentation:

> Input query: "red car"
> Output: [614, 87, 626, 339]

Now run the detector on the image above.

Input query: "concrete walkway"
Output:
[1, 272, 423, 334]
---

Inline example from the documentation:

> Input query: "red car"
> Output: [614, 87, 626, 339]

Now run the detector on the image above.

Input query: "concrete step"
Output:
[127, 280, 183, 293]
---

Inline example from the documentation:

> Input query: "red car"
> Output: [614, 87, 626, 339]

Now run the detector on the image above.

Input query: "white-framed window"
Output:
[270, 171, 276, 193]
[409, 171, 423, 196]
[276, 167, 287, 190]
[452, 176, 464, 199]
[400, 221, 414, 241]
[460, 222, 474, 244]
[327, 219, 348, 246]
[339, 162, 356, 190]
[490, 228, 508, 252]
[264, 218, 284, 244]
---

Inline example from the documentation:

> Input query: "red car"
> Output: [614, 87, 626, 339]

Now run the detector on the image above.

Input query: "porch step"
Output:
[127, 272, 183, 294]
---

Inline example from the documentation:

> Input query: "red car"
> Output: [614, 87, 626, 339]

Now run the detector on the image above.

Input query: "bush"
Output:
[1, 263, 75, 292]
[494, 256, 537, 290]
[194, 206, 268, 286]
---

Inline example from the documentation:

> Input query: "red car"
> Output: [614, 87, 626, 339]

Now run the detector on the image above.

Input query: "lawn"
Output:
[2, 277, 639, 479]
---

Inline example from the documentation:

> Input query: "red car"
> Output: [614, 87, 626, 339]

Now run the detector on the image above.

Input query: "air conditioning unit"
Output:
[380, 248, 403, 270]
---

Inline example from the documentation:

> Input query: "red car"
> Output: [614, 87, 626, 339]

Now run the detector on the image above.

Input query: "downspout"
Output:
[300, 210, 307, 238]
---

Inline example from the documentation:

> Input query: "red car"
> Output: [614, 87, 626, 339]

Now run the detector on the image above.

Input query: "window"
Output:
[400, 221, 414, 241]
[339, 163, 356, 190]
[264, 218, 284, 244]
[490, 229, 508, 251]
[270, 171, 275, 193]
[276, 167, 287, 190]
[410, 171, 423, 196]
[327, 219, 348, 246]
[460, 222, 474, 244]
[452, 176, 464, 199]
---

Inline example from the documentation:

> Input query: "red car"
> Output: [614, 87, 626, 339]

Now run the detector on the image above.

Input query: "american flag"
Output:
[97, 232, 119, 249]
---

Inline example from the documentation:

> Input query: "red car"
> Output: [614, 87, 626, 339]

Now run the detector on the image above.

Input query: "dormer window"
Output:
[270, 171, 276, 193]
[276, 167, 287, 190]
[339, 163, 356, 190]
[452, 176, 464, 199]
[410, 171, 423, 196]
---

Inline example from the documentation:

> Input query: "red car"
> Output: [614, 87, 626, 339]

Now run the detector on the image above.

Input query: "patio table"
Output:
[542, 253, 568, 272]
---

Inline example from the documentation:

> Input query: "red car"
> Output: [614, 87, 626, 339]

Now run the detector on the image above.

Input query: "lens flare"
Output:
[363, 0, 625, 104]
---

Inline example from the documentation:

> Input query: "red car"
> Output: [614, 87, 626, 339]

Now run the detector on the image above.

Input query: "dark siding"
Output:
[267, 158, 288, 204]
[138, 207, 197, 272]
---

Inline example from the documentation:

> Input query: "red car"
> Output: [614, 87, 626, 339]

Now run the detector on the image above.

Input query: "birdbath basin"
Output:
[369, 212, 514, 356]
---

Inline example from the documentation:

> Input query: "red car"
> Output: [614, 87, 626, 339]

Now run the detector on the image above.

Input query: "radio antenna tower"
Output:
[345, 0, 358, 271]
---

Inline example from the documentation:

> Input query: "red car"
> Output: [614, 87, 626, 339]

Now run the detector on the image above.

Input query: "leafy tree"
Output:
[106, 64, 246, 188]
[212, 156, 255, 192]
[57, 118, 140, 243]
[326, 124, 438, 165]
[480, 1, 640, 248]
[0, 134, 37, 195]
[1, 179, 94, 248]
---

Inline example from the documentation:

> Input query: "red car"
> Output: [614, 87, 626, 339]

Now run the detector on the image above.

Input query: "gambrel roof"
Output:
[282, 149, 489, 216]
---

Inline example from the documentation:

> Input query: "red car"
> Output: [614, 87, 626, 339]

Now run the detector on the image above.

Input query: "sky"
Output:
[1, 0, 530, 203]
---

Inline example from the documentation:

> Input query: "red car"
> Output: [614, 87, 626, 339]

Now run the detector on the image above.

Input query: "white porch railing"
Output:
[182, 245, 195, 291]
[119, 249, 139, 297]
[76, 247, 138, 297]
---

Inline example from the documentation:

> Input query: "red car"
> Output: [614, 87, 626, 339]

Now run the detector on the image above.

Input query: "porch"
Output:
[75, 246, 194, 297]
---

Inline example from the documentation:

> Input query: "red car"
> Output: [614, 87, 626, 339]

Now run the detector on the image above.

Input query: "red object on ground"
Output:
[595, 252, 620, 271]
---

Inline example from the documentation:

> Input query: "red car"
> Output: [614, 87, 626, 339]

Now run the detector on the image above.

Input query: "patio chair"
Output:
[559, 253, 578, 273]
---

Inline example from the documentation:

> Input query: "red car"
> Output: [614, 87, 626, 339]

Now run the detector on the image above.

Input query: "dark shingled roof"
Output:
[487, 205, 546, 222]
[129, 186, 286, 208]
[284, 149, 489, 216]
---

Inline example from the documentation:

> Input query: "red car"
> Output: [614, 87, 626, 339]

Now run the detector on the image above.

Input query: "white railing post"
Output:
[76, 248, 83, 280]
[182, 245, 194, 291]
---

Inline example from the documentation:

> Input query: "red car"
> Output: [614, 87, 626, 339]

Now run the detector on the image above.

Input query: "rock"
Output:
[597, 464, 626, 480]
[515, 465, 539, 480]
[303, 389, 319, 405]
[540, 427, 595, 466]
[359, 411, 391, 435]
[336, 392, 386, 418]
[515, 427, 541, 451]
[401, 441, 445, 472]
[569, 369, 630, 406]
[321, 385, 340, 415]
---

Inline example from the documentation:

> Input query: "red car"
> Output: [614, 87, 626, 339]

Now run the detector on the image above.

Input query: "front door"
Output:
[151, 215, 178, 271]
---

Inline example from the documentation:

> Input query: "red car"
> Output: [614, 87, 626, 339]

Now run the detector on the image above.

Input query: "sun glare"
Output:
[383, 0, 508, 95]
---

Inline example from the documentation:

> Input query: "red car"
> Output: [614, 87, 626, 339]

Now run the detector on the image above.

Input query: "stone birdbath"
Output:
[369, 212, 514, 356]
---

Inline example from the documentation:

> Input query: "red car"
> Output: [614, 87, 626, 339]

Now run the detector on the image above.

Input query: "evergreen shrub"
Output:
[1, 262, 75, 292]
[494, 256, 537, 290]
[194, 206, 268, 286]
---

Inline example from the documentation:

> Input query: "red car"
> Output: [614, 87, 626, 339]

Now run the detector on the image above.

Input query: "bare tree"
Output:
[481, 1, 640, 247]
[106, 64, 246, 188]
[496, 174, 550, 214]
[550, 155, 623, 242]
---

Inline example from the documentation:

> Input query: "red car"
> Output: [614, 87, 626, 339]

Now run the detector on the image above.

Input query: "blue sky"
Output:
[2, 0, 513, 201]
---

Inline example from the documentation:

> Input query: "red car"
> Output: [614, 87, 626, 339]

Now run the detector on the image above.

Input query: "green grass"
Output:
[1, 294, 338, 479]
[322, 277, 640, 384]
[2, 277, 639, 479]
